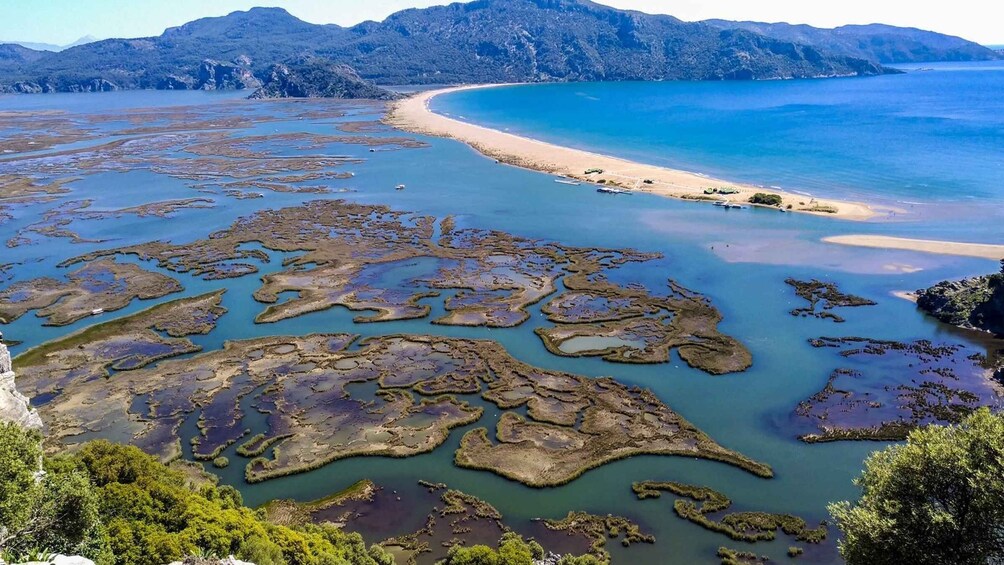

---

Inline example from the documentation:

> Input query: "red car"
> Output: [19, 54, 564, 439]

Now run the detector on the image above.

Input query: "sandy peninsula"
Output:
[387, 85, 880, 221]
[824, 235, 1004, 261]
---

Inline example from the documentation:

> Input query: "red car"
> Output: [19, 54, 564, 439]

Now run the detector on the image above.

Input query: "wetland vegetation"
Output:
[0, 259, 181, 326]
[785, 279, 877, 323]
[632, 481, 826, 556]
[14, 322, 770, 486]
[65, 198, 750, 374]
[1, 87, 1002, 565]
[794, 337, 1002, 442]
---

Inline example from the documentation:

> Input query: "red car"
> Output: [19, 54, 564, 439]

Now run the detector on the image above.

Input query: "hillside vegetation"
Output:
[0, 423, 392, 565]
[0, 0, 916, 92]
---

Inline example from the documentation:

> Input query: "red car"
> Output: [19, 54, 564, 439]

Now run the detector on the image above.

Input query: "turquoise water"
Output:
[434, 62, 1004, 240]
[0, 76, 1001, 564]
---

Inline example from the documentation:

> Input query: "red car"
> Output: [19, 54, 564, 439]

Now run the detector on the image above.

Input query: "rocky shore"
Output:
[916, 264, 1004, 336]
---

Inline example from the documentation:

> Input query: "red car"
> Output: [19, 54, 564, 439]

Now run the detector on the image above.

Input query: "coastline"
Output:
[387, 84, 1004, 261]
[386, 84, 882, 221]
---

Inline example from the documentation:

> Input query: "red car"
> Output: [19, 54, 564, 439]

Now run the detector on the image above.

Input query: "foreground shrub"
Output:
[0, 429, 391, 565]
[0, 423, 110, 561]
[830, 408, 1004, 565]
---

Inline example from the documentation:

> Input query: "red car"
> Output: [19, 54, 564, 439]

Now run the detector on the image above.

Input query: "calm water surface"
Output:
[1, 75, 1001, 563]
[435, 62, 1004, 241]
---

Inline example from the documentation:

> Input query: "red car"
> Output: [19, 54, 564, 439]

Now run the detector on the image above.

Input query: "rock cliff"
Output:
[0, 342, 43, 430]
[197, 59, 261, 91]
[248, 60, 399, 100]
[916, 267, 1004, 336]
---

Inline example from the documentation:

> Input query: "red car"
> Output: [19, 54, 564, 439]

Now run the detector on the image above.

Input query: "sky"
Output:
[2, 0, 1001, 46]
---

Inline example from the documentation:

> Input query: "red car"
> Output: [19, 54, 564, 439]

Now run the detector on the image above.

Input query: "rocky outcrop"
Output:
[196, 59, 260, 91]
[157, 75, 196, 90]
[248, 60, 399, 100]
[5, 78, 120, 93]
[0, 342, 43, 430]
[916, 268, 1004, 336]
[0, 81, 45, 93]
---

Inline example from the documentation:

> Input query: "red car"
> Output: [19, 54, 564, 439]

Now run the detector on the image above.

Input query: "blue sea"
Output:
[1, 64, 1002, 564]
[434, 62, 1004, 242]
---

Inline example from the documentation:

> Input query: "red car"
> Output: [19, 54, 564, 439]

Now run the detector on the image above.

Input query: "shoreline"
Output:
[824, 235, 1004, 261]
[386, 84, 883, 221]
[387, 84, 1004, 261]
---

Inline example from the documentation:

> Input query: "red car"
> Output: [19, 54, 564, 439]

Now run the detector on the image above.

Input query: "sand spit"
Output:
[388, 85, 881, 221]
[825, 235, 1004, 260]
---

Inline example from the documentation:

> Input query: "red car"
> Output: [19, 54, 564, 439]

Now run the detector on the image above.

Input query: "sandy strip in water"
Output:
[387, 84, 883, 221]
[825, 235, 1004, 260]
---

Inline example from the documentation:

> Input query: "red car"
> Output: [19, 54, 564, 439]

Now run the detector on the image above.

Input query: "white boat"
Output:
[395, 184, 406, 190]
[714, 199, 747, 209]
[554, 179, 581, 186]
[597, 187, 629, 194]
[91, 308, 104, 316]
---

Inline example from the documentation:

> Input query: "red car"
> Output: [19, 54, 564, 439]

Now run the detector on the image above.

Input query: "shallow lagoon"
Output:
[1, 80, 1001, 563]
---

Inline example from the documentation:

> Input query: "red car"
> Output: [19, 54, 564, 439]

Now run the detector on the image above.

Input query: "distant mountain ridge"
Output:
[1, 35, 99, 53]
[0, 0, 993, 93]
[703, 21, 1001, 63]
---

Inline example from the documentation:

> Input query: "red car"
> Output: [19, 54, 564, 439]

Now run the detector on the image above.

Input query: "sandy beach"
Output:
[825, 235, 1004, 260]
[892, 290, 919, 302]
[387, 85, 882, 221]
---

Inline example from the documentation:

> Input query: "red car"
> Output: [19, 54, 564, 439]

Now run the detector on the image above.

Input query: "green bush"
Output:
[0, 430, 392, 565]
[748, 193, 783, 206]
[830, 408, 1004, 565]
[0, 423, 110, 562]
[438, 532, 556, 565]
[212, 457, 230, 469]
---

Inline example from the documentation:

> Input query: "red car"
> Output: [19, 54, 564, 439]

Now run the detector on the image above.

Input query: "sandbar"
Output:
[387, 85, 880, 221]
[824, 235, 1004, 260]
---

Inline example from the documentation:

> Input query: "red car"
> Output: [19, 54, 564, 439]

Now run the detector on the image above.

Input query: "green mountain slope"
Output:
[8, 0, 992, 92]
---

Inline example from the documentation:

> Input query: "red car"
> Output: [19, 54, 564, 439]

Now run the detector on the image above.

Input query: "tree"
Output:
[748, 193, 783, 206]
[829, 408, 1004, 565]
[0, 423, 110, 561]
[0, 423, 41, 546]
[439, 533, 546, 565]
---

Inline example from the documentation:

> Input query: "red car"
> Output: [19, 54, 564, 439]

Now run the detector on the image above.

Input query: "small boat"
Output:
[395, 184, 406, 190]
[713, 199, 746, 209]
[91, 308, 104, 316]
[597, 187, 630, 195]
[554, 179, 581, 186]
